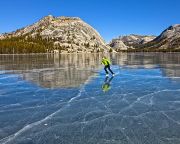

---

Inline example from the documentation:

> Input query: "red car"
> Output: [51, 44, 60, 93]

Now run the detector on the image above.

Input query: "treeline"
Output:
[0, 35, 65, 54]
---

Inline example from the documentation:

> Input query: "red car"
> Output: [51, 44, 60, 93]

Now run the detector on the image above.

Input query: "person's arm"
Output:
[106, 59, 111, 65]
[101, 59, 105, 65]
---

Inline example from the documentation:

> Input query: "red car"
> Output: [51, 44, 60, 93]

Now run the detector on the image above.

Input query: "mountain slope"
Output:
[117, 34, 156, 45]
[109, 34, 156, 51]
[131, 24, 180, 52]
[109, 39, 128, 51]
[0, 15, 110, 54]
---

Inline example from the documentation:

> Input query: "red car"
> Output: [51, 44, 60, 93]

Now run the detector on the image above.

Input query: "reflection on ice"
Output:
[1, 53, 180, 88]
[0, 53, 180, 144]
[0, 54, 104, 88]
[102, 76, 114, 92]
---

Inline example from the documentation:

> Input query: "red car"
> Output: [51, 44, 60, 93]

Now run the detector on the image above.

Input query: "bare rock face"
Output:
[0, 15, 110, 53]
[156, 24, 180, 40]
[0, 34, 5, 40]
[115, 34, 156, 45]
[110, 24, 180, 52]
[109, 34, 156, 51]
[138, 24, 180, 51]
[109, 39, 128, 51]
[153, 24, 180, 49]
[140, 36, 156, 44]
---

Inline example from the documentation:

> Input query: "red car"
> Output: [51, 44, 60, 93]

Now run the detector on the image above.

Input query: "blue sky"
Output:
[0, 0, 179, 42]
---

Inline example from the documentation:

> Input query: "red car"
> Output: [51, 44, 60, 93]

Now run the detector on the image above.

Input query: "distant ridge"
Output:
[109, 25, 180, 52]
[109, 34, 156, 52]
[131, 24, 180, 52]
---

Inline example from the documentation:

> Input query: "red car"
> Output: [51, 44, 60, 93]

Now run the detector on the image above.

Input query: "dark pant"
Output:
[104, 65, 114, 74]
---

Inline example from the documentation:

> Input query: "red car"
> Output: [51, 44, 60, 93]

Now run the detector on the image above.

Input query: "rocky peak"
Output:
[156, 24, 180, 40]
[118, 34, 156, 45]
[109, 39, 128, 51]
[57, 16, 81, 21]
[130, 24, 180, 52]
[109, 34, 156, 51]
[42, 15, 55, 20]
[0, 15, 111, 53]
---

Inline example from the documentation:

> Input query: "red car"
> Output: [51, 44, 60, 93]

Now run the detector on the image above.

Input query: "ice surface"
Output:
[0, 53, 180, 144]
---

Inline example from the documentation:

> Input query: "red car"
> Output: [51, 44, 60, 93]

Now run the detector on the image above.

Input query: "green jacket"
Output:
[101, 58, 111, 66]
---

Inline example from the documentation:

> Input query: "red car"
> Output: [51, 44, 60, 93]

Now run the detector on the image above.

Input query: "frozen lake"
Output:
[0, 53, 180, 144]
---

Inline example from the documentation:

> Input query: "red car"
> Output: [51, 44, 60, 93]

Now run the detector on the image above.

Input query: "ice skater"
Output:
[101, 56, 114, 77]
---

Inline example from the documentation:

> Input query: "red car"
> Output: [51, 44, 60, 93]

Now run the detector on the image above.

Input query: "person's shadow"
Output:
[102, 76, 114, 92]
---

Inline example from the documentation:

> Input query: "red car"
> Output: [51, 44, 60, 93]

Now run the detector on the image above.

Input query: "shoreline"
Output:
[1, 51, 180, 55]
